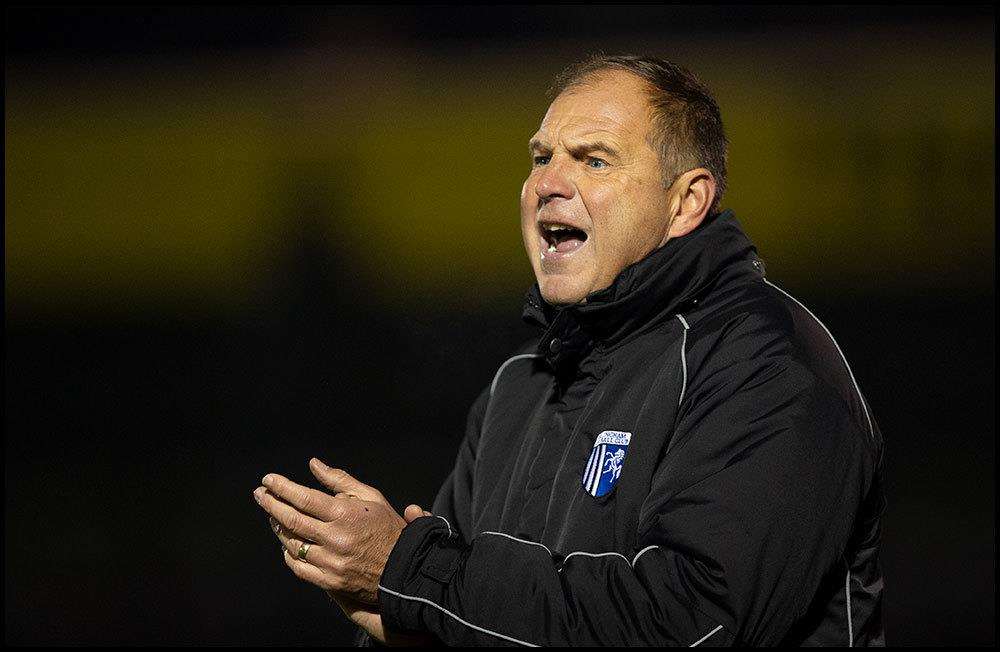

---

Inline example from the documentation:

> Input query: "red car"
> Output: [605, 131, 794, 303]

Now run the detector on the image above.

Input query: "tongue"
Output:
[555, 236, 585, 253]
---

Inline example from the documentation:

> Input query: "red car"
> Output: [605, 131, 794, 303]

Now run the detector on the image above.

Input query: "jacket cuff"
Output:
[378, 516, 465, 634]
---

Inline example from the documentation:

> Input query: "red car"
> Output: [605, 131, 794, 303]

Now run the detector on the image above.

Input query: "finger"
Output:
[272, 523, 327, 567]
[309, 459, 385, 503]
[254, 486, 327, 543]
[403, 504, 428, 523]
[282, 549, 333, 591]
[270, 516, 307, 556]
[261, 473, 342, 521]
[269, 516, 299, 554]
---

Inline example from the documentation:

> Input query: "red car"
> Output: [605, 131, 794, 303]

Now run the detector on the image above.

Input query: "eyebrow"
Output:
[528, 138, 549, 156]
[528, 138, 622, 159]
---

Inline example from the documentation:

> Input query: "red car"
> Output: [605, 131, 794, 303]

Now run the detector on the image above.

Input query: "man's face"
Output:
[520, 70, 673, 306]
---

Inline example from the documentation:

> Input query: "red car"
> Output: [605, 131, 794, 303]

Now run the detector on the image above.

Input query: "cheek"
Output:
[519, 184, 531, 228]
[520, 179, 537, 225]
[582, 181, 662, 282]
[584, 182, 635, 252]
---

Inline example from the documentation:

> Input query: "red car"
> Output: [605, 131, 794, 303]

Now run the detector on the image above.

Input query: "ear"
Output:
[666, 168, 717, 239]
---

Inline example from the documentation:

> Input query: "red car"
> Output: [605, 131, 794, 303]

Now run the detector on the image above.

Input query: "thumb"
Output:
[309, 458, 385, 503]
[403, 504, 432, 523]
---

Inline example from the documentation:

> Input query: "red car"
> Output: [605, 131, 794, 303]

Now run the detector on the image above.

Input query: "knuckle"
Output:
[327, 574, 344, 591]
[330, 532, 352, 553]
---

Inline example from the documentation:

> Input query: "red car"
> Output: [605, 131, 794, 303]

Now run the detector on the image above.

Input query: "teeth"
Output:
[547, 244, 557, 253]
[544, 224, 571, 232]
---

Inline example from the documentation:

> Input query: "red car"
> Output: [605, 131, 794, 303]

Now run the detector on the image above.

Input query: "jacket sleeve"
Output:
[377, 322, 878, 646]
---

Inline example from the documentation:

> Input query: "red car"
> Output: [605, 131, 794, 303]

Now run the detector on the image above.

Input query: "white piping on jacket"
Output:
[378, 583, 539, 647]
[763, 279, 874, 439]
[484, 353, 544, 428]
[632, 544, 660, 566]
[480, 530, 553, 556]
[501, 537, 729, 646]
[690, 624, 724, 646]
[381, 531, 727, 646]
[676, 314, 691, 407]
[435, 515, 454, 539]
[845, 562, 854, 647]
[561, 550, 631, 566]
[490, 353, 543, 397]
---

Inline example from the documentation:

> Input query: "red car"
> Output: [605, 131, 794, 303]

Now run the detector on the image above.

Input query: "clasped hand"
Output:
[252, 458, 431, 644]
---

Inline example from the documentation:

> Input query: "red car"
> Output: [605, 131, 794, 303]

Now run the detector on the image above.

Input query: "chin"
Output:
[539, 275, 590, 307]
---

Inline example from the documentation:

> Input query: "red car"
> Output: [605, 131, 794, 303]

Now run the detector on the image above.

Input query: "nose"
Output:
[534, 159, 575, 204]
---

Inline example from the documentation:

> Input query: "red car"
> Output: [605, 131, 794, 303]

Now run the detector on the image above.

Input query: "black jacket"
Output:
[374, 209, 886, 646]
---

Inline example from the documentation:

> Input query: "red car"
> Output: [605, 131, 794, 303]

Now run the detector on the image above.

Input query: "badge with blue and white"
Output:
[582, 430, 632, 497]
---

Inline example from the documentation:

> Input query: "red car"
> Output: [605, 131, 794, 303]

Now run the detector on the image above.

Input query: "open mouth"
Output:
[540, 222, 588, 255]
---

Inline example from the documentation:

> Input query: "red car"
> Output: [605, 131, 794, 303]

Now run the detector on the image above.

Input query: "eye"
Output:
[533, 155, 551, 167]
[587, 157, 608, 169]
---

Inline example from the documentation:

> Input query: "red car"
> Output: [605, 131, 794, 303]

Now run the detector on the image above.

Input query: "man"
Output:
[253, 54, 886, 646]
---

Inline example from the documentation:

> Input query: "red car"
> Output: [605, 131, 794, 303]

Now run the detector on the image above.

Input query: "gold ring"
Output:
[297, 542, 311, 560]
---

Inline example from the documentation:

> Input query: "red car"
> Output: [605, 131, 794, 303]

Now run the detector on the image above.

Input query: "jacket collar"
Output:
[522, 208, 762, 372]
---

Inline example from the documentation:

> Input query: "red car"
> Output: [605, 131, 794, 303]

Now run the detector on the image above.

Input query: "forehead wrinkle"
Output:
[565, 129, 624, 146]
[531, 76, 655, 159]
[530, 129, 622, 147]
[538, 108, 644, 150]
[542, 112, 631, 137]
[530, 121, 634, 154]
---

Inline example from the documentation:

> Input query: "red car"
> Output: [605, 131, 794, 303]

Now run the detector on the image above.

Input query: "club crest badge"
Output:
[582, 430, 632, 497]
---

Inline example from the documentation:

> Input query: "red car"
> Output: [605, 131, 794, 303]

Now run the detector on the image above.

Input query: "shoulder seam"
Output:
[482, 352, 544, 439]
[489, 353, 544, 398]
[762, 279, 874, 440]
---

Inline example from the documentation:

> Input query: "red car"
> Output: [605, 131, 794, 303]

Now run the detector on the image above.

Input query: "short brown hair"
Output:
[549, 54, 728, 215]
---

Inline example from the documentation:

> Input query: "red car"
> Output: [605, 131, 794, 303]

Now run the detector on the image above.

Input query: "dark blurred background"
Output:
[5, 6, 994, 646]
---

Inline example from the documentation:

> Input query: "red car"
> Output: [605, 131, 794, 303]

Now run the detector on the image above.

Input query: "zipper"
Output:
[538, 350, 614, 539]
